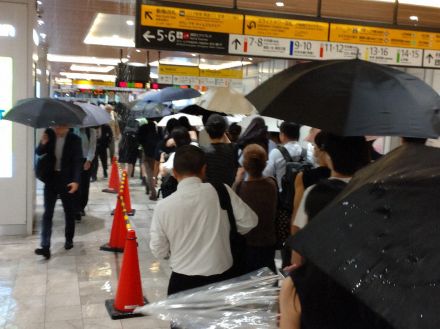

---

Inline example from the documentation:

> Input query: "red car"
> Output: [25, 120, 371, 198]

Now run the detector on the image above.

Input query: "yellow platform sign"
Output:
[159, 65, 199, 77]
[330, 23, 440, 50]
[200, 69, 243, 79]
[141, 5, 243, 34]
[244, 15, 329, 41]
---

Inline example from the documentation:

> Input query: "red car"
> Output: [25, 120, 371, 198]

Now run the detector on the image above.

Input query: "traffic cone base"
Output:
[102, 188, 118, 194]
[105, 297, 148, 320]
[99, 243, 124, 253]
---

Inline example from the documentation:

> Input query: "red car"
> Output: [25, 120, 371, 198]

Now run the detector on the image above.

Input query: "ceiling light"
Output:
[199, 61, 252, 70]
[70, 64, 114, 73]
[37, 0, 42, 4]
[59, 72, 116, 82]
[409, 15, 419, 21]
[191, 53, 197, 57]
[200, 58, 206, 63]
[32, 54, 39, 61]
[84, 13, 135, 47]
[127, 62, 147, 67]
[136, 49, 141, 53]
[84, 35, 135, 47]
[248, 57, 253, 61]
[126, 20, 134, 26]
[275, 1, 285, 7]
[48, 54, 128, 65]
[127, 55, 131, 59]
[37, 19, 44, 26]
[36, 69, 42, 75]
[0, 24, 16, 37]
[149, 57, 199, 67]
[39, 32, 46, 39]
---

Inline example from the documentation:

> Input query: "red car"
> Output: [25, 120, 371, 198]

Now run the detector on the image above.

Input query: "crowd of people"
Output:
[35, 103, 397, 328]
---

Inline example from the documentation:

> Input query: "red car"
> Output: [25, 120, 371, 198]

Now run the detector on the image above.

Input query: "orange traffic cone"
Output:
[122, 171, 135, 216]
[105, 229, 147, 319]
[102, 157, 120, 193]
[100, 195, 127, 253]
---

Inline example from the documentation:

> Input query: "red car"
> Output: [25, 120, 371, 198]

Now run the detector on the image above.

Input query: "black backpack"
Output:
[278, 146, 313, 212]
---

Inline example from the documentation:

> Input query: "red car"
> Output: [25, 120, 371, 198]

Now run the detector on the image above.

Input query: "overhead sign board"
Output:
[423, 50, 440, 68]
[244, 15, 328, 41]
[159, 65, 199, 77]
[140, 5, 243, 34]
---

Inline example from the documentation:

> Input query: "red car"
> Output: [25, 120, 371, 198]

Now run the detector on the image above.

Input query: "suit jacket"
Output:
[36, 129, 83, 186]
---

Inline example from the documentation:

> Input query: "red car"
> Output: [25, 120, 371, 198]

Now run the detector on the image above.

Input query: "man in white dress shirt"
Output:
[150, 145, 258, 295]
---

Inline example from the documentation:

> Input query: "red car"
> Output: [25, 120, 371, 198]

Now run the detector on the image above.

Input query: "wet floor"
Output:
[0, 173, 171, 329]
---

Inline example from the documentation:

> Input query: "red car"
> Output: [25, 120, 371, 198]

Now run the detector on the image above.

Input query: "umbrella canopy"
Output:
[157, 113, 203, 128]
[290, 142, 440, 329]
[142, 87, 201, 103]
[179, 104, 227, 124]
[4, 98, 86, 128]
[238, 115, 284, 132]
[74, 102, 111, 127]
[197, 87, 256, 115]
[246, 59, 440, 138]
[128, 101, 170, 119]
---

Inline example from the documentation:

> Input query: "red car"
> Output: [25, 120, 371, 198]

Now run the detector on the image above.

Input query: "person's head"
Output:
[171, 127, 191, 147]
[279, 122, 301, 144]
[305, 179, 347, 221]
[319, 132, 371, 176]
[178, 116, 192, 131]
[165, 118, 180, 135]
[53, 125, 69, 137]
[238, 117, 268, 151]
[173, 145, 206, 181]
[205, 114, 227, 139]
[104, 104, 114, 113]
[227, 123, 242, 142]
[242, 144, 267, 178]
[312, 131, 327, 166]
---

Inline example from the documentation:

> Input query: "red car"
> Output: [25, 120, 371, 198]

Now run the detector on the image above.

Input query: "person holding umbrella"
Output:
[35, 125, 83, 259]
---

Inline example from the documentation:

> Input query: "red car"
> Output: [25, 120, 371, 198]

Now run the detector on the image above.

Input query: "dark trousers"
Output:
[79, 159, 91, 211]
[246, 245, 276, 274]
[91, 145, 108, 179]
[167, 270, 231, 296]
[41, 174, 76, 249]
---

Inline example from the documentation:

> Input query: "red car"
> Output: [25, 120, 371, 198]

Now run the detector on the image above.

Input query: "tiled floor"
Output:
[0, 174, 171, 329]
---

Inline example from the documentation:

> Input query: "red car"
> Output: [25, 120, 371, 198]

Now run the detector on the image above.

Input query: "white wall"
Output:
[0, 0, 35, 235]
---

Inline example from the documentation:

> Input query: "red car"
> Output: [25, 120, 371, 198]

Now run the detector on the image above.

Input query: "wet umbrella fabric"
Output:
[142, 87, 201, 103]
[128, 101, 170, 119]
[239, 115, 284, 133]
[4, 98, 86, 128]
[246, 59, 440, 138]
[179, 104, 227, 124]
[74, 102, 111, 127]
[157, 113, 203, 128]
[197, 87, 255, 115]
[290, 143, 440, 329]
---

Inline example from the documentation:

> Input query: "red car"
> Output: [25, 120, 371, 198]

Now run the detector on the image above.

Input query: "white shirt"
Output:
[150, 177, 258, 276]
[54, 135, 66, 171]
[293, 177, 352, 229]
[263, 141, 303, 189]
[79, 128, 97, 162]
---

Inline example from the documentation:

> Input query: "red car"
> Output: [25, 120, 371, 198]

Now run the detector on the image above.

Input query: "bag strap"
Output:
[211, 183, 238, 234]
[277, 145, 293, 162]
[299, 147, 308, 162]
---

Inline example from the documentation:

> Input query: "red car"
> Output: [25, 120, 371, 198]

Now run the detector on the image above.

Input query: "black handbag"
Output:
[35, 153, 55, 183]
[211, 183, 247, 277]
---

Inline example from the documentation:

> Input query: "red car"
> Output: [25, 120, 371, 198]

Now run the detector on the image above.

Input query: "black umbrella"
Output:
[142, 87, 201, 103]
[246, 59, 440, 138]
[128, 100, 171, 119]
[179, 104, 226, 125]
[290, 142, 440, 329]
[4, 98, 86, 128]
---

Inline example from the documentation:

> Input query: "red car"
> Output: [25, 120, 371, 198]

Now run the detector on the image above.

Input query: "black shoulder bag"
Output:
[211, 183, 247, 277]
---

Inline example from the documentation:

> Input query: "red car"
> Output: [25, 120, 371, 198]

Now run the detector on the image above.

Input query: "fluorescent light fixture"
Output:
[32, 54, 39, 61]
[248, 57, 253, 61]
[40, 32, 46, 39]
[37, 19, 44, 26]
[127, 62, 147, 67]
[275, 1, 285, 7]
[54, 77, 73, 84]
[70, 64, 114, 73]
[191, 53, 197, 57]
[36, 68, 42, 75]
[199, 61, 252, 70]
[84, 13, 135, 47]
[37, 0, 42, 5]
[409, 15, 419, 21]
[149, 57, 199, 67]
[0, 24, 16, 38]
[126, 20, 134, 26]
[33, 29, 39, 45]
[200, 58, 206, 63]
[60, 72, 116, 82]
[136, 49, 141, 53]
[48, 54, 128, 65]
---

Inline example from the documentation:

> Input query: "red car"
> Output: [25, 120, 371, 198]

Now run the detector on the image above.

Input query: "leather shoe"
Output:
[35, 248, 50, 259]
[64, 241, 74, 250]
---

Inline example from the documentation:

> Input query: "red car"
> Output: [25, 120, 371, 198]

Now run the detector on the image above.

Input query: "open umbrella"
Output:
[74, 102, 111, 127]
[290, 142, 440, 329]
[179, 104, 227, 124]
[4, 98, 86, 128]
[142, 87, 201, 103]
[128, 100, 170, 119]
[197, 87, 256, 115]
[246, 59, 440, 138]
[157, 113, 203, 128]
[239, 115, 284, 133]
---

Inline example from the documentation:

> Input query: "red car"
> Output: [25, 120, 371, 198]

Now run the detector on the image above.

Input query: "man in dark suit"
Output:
[35, 125, 83, 259]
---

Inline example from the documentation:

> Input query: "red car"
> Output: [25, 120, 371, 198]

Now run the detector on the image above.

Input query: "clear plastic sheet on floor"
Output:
[135, 268, 280, 329]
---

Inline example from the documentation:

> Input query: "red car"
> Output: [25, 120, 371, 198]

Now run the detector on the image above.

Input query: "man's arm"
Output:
[263, 148, 279, 178]
[226, 185, 258, 235]
[86, 128, 97, 162]
[149, 208, 170, 259]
